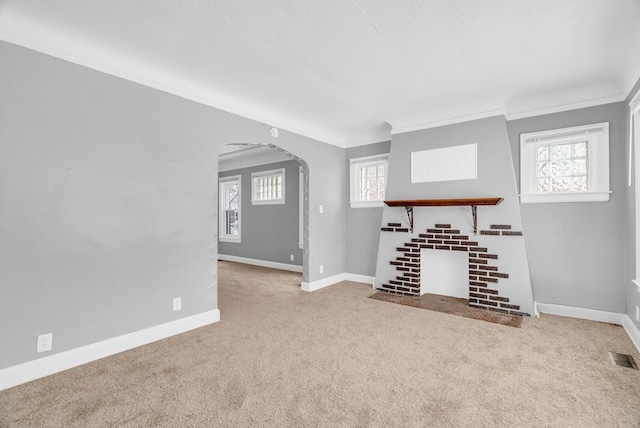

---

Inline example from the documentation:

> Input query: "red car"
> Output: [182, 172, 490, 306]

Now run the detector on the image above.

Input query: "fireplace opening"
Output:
[420, 248, 469, 299]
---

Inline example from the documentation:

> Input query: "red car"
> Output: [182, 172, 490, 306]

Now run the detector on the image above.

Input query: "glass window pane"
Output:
[378, 165, 385, 176]
[573, 176, 588, 191]
[551, 160, 570, 177]
[573, 159, 587, 175]
[536, 162, 549, 178]
[537, 178, 550, 193]
[551, 177, 570, 192]
[574, 141, 588, 157]
[537, 146, 549, 160]
[551, 144, 571, 160]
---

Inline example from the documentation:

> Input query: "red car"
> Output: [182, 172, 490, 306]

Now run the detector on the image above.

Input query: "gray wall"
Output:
[626, 77, 640, 329]
[345, 141, 391, 277]
[507, 103, 627, 313]
[0, 41, 347, 370]
[219, 159, 303, 266]
[376, 116, 534, 314]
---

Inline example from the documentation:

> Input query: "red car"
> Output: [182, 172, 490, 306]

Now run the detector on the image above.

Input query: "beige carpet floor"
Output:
[1, 261, 640, 427]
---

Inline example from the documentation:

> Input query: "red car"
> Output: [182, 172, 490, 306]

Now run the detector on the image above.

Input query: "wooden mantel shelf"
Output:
[384, 198, 503, 207]
[384, 198, 503, 234]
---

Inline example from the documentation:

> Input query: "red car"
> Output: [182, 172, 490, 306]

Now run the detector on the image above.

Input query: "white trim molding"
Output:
[0, 310, 220, 392]
[300, 272, 374, 292]
[301, 273, 347, 292]
[344, 273, 375, 285]
[623, 316, 640, 353]
[218, 254, 303, 273]
[536, 302, 640, 353]
[536, 302, 624, 324]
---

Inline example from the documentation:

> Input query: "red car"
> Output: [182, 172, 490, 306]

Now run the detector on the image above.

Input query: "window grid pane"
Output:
[535, 140, 588, 193]
[255, 172, 284, 201]
[357, 161, 385, 201]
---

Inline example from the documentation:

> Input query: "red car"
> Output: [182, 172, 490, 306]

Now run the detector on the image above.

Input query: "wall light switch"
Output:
[173, 297, 182, 311]
[319, 205, 324, 214]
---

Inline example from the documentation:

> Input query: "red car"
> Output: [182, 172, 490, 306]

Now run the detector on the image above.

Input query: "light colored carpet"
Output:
[1, 261, 639, 427]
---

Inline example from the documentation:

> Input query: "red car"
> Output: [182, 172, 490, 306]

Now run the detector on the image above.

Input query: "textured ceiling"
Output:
[1, 0, 639, 147]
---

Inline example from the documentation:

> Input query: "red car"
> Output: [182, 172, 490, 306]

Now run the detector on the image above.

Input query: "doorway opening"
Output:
[217, 143, 309, 286]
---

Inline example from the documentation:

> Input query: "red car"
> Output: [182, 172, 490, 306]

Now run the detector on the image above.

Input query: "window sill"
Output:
[520, 191, 611, 204]
[251, 199, 285, 205]
[349, 201, 384, 208]
[219, 237, 241, 243]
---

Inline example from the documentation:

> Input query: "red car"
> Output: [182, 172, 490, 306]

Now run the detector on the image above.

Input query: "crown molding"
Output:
[505, 93, 628, 121]
[0, 32, 347, 148]
[391, 109, 506, 136]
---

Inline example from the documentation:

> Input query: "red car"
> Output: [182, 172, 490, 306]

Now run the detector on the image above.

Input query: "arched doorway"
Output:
[217, 143, 309, 285]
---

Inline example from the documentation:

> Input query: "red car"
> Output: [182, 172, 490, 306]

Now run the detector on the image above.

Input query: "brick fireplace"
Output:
[378, 222, 525, 316]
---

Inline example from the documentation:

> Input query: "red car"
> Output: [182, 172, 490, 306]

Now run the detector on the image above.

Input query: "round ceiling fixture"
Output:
[270, 127, 279, 138]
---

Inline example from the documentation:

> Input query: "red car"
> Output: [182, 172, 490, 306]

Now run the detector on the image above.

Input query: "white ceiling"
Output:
[1, 0, 639, 147]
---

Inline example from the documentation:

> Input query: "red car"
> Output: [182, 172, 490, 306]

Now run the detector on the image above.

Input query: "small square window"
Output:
[350, 154, 389, 208]
[252, 168, 285, 205]
[520, 123, 610, 203]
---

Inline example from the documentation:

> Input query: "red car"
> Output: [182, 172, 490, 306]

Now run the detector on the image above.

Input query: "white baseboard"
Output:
[0, 310, 220, 392]
[301, 273, 375, 292]
[344, 273, 375, 285]
[536, 302, 640, 353]
[623, 315, 640, 353]
[536, 302, 624, 324]
[301, 273, 346, 292]
[218, 254, 303, 273]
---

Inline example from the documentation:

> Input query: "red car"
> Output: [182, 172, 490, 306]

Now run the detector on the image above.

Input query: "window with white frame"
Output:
[350, 154, 389, 208]
[252, 168, 285, 205]
[520, 122, 610, 203]
[219, 175, 241, 242]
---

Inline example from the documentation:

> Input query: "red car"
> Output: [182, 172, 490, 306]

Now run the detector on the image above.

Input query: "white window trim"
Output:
[349, 153, 390, 208]
[298, 166, 304, 250]
[631, 89, 640, 288]
[520, 122, 610, 203]
[219, 175, 241, 243]
[251, 168, 285, 205]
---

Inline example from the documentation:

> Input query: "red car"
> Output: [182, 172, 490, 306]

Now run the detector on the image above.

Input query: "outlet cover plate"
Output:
[173, 297, 182, 311]
[37, 333, 53, 353]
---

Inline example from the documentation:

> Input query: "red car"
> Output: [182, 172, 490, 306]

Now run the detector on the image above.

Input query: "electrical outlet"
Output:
[173, 297, 182, 312]
[290, 254, 294, 262]
[319, 205, 324, 214]
[37, 333, 53, 353]
[319, 265, 324, 274]
[636, 306, 639, 322]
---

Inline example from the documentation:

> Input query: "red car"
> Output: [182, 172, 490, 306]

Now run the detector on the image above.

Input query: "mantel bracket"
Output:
[471, 206, 478, 235]
[405, 206, 414, 233]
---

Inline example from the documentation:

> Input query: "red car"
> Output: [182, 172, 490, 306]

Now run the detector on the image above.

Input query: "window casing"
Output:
[219, 175, 241, 242]
[252, 168, 285, 205]
[350, 154, 389, 208]
[631, 90, 640, 286]
[520, 123, 610, 203]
